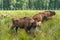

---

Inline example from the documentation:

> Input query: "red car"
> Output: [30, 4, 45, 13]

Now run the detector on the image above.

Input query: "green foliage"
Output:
[0, 0, 2, 8]
[0, 0, 60, 10]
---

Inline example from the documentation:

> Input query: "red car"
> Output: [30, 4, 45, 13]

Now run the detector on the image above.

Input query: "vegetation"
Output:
[0, 10, 60, 40]
[0, 0, 60, 10]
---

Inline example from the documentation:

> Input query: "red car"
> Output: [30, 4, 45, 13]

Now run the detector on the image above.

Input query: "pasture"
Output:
[0, 10, 60, 40]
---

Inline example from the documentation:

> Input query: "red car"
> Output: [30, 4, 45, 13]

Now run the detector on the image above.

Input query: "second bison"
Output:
[32, 10, 56, 22]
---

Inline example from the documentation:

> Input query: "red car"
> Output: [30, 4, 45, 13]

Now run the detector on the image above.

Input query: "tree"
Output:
[0, 0, 2, 9]
[3, 0, 10, 10]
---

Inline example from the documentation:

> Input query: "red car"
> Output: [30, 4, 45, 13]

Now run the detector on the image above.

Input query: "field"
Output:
[0, 10, 60, 40]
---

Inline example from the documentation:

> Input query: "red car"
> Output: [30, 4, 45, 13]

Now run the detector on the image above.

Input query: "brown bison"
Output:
[10, 17, 41, 33]
[32, 10, 56, 22]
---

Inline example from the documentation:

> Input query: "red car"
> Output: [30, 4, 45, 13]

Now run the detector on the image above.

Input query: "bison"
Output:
[10, 17, 41, 34]
[32, 10, 56, 22]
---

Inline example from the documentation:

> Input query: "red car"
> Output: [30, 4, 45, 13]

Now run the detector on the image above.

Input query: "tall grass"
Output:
[0, 10, 60, 40]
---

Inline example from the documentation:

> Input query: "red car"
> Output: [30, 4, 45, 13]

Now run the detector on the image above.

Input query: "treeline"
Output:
[0, 0, 60, 10]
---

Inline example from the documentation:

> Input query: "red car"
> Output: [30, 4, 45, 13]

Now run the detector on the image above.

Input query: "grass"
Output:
[0, 10, 60, 40]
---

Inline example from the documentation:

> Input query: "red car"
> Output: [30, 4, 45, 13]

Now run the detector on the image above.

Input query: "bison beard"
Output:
[11, 17, 38, 34]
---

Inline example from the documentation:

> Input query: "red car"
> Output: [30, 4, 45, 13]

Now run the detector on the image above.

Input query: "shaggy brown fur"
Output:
[11, 17, 41, 33]
[32, 12, 46, 22]
[32, 10, 56, 22]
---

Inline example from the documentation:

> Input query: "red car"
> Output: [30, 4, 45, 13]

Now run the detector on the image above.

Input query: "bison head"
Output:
[43, 10, 56, 20]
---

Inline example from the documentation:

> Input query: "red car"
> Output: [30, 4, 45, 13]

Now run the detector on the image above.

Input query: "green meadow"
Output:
[0, 10, 60, 40]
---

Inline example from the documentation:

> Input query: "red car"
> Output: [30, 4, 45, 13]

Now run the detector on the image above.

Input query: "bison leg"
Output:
[10, 25, 18, 34]
[9, 25, 15, 33]
[25, 29, 28, 33]
[25, 28, 29, 33]
[15, 27, 18, 33]
[10, 25, 15, 30]
[25, 28, 31, 34]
